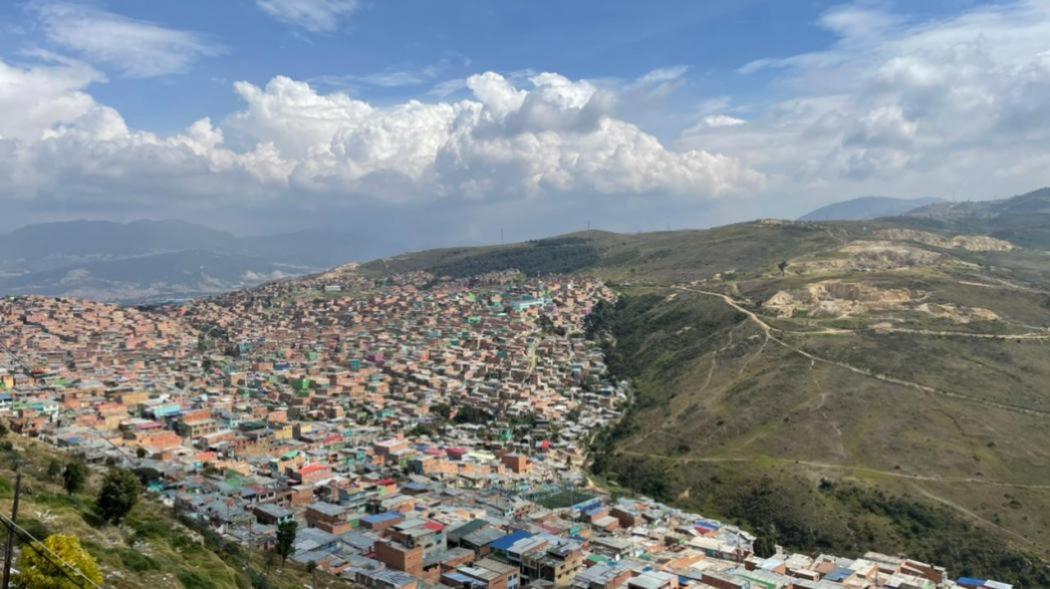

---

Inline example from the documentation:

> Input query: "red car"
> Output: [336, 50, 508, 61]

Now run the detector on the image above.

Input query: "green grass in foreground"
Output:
[0, 438, 347, 589]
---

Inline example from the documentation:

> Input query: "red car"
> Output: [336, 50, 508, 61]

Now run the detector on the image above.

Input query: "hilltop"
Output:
[799, 196, 944, 221]
[365, 189, 1050, 583]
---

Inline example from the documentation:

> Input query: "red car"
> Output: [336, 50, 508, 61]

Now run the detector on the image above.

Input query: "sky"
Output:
[1, 0, 1049, 252]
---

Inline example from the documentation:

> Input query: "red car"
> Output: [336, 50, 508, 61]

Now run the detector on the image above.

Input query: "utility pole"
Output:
[2, 467, 23, 589]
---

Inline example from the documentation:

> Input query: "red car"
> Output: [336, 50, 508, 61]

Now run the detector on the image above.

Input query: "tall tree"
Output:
[97, 468, 142, 524]
[15, 534, 103, 589]
[275, 520, 298, 567]
[61, 461, 86, 495]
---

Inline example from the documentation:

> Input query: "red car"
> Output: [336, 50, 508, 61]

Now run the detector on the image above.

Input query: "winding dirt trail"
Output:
[672, 285, 1050, 419]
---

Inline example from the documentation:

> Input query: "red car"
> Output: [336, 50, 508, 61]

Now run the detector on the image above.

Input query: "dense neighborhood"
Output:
[0, 265, 1013, 589]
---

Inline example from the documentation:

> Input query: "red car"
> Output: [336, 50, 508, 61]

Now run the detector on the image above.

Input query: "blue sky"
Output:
[3, 1, 848, 133]
[0, 0, 1047, 250]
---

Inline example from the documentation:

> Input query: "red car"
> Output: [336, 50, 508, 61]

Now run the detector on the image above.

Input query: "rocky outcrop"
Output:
[876, 229, 1015, 251]
[765, 281, 915, 317]
[789, 240, 943, 274]
[764, 280, 998, 323]
[915, 302, 1000, 323]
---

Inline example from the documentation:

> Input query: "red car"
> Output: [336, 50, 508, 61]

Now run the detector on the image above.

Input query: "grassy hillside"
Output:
[584, 289, 1050, 586]
[372, 212, 1050, 583]
[0, 438, 343, 589]
[903, 187, 1050, 249]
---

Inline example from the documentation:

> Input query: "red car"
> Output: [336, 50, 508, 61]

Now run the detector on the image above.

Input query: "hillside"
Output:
[366, 203, 1050, 583]
[0, 437, 344, 589]
[902, 187, 1050, 249]
[799, 196, 944, 221]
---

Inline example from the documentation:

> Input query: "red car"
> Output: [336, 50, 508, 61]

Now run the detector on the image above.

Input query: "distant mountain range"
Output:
[0, 220, 367, 303]
[798, 196, 945, 221]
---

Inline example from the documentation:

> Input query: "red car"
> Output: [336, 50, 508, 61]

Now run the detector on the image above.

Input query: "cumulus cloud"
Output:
[0, 57, 760, 217]
[31, 2, 224, 77]
[257, 0, 359, 33]
[683, 0, 1050, 204]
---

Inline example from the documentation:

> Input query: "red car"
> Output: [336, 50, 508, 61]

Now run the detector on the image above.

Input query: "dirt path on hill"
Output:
[671, 285, 1050, 419]
[910, 485, 1040, 550]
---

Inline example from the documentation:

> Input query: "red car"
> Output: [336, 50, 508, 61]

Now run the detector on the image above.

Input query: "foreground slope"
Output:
[0, 438, 342, 589]
[367, 206, 1050, 583]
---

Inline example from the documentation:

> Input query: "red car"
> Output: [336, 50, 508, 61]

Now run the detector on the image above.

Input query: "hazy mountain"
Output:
[0, 250, 300, 302]
[798, 196, 944, 221]
[0, 220, 241, 269]
[0, 220, 366, 302]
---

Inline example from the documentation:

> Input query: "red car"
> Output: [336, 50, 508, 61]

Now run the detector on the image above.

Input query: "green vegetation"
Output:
[15, 534, 103, 589]
[596, 451, 1050, 586]
[61, 460, 86, 495]
[275, 520, 298, 566]
[96, 468, 142, 524]
[0, 439, 348, 589]
[369, 236, 601, 278]
[586, 287, 1050, 584]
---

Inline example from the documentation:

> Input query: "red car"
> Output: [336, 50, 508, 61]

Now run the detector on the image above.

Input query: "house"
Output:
[448, 558, 520, 589]
[253, 503, 293, 526]
[375, 539, 424, 577]
[305, 501, 351, 534]
[361, 511, 403, 532]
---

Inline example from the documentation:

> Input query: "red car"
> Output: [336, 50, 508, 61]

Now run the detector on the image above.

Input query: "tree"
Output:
[777, 260, 788, 275]
[97, 468, 142, 524]
[47, 459, 62, 480]
[15, 534, 103, 589]
[306, 560, 318, 588]
[753, 528, 778, 558]
[62, 461, 86, 495]
[275, 520, 298, 567]
[136, 446, 148, 459]
[0, 420, 8, 437]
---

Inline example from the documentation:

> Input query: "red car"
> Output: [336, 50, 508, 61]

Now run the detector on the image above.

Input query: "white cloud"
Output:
[0, 57, 761, 216]
[257, 0, 359, 33]
[31, 2, 223, 78]
[692, 115, 747, 130]
[0, 54, 102, 142]
[633, 65, 689, 87]
[682, 0, 1050, 205]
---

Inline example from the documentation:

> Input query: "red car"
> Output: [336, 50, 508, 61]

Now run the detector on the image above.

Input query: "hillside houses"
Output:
[0, 268, 1012, 589]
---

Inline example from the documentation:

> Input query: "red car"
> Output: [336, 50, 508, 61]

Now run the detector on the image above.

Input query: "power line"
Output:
[0, 512, 102, 589]
[1, 468, 22, 589]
